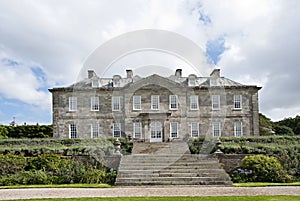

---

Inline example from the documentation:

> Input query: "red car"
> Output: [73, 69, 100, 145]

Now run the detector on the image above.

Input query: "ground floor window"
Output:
[212, 122, 221, 137]
[191, 122, 199, 137]
[234, 121, 243, 137]
[91, 123, 99, 138]
[113, 123, 121, 138]
[133, 122, 142, 139]
[69, 124, 77, 138]
[170, 122, 178, 138]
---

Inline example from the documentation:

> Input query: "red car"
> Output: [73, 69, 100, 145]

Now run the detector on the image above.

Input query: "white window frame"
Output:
[151, 95, 160, 110]
[190, 95, 199, 110]
[169, 95, 178, 110]
[133, 122, 142, 139]
[69, 97, 77, 111]
[91, 96, 99, 111]
[191, 122, 199, 137]
[234, 121, 243, 137]
[170, 122, 178, 138]
[91, 123, 99, 138]
[212, 95, 220, 110]
[112, 96, 121, 111]
[69, 124, 77, 138]
[92, 79, 99, 88]
[113, 123, 121, 138]
[234, 95, 242, 110]
[133, 96, 141, 110]
[189, 78, 196, 86]
[212, 122, 221, 137]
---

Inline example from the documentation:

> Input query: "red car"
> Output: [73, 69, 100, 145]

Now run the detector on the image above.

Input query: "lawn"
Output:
[234, 182, 300, 187]
[0, 184, 111, 189]
[6, 196, 300, 201]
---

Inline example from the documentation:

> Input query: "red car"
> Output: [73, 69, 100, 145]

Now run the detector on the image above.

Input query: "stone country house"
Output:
[49, 68, 261, 186]
[49, 69, 261, 141]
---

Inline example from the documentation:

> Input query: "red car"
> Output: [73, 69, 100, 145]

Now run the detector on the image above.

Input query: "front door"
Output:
[150, 121, 162, 142]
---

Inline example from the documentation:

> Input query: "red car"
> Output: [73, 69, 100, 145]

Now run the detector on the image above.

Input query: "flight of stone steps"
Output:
[115, 141, 232, 186]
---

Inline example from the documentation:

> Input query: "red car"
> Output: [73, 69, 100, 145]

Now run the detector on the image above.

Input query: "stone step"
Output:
[115, 180, 232, 186]
[116, 142, 232, 186]
[117, 172, 229, 178]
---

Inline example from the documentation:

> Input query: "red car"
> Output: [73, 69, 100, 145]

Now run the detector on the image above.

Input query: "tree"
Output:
[273, 124, 294, 136]
[0, 126, 8, 138]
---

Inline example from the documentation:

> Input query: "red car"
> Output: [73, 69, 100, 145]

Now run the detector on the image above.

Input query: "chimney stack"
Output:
[210, 69, 220, 78]
[126, 69, 133, 78]
[175, 69, 182, 78]
[88, 70, 95, 79]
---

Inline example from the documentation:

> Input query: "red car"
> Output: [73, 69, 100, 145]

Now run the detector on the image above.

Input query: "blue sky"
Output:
[0, 0, 300, 125]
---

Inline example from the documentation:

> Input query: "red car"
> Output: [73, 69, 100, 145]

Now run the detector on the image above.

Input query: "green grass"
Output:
[0, 183, 112, 189]
[234, 182, 300, 187]
[6, 196, 300, 201]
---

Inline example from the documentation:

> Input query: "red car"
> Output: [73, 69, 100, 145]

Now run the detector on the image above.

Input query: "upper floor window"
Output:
[91, 123, 99, 138]
[112, 96, 121, 111]
[188, 74, 197, 86]
[170, 122, 178, 138]
[91, 96, 99, 111]
[190, 95, 199, 110]
[234, 95, 242, 109]
[133, 96, 141, 110]
[133, 122, 142, 139]
[212, 122, 221, 137]
[191, 122, 199, 137]
[113, 123, 121, 138]
[169, 95, 178, 110]
[212, 95, 220, 110]
[92, 79, 99, 88]
[234, 121, 243, 137]
[151, 95, 160, 110]
[69, 124, 77, 138]
[69, 97, 77, 111]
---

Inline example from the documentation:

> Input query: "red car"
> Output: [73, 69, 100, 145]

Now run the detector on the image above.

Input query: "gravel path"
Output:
[1, 186, 300, 200]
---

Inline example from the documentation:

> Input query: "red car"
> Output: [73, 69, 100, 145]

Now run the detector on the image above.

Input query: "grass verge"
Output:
[6, 196, 300, 201]
[0, 183, 112, 189]
[234, 182, 300, 187]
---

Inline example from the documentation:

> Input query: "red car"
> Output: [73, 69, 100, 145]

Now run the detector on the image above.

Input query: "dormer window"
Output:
[92, 79, 99, 88]
[113, 75, 121, 87]
[188, 74, 197, 86]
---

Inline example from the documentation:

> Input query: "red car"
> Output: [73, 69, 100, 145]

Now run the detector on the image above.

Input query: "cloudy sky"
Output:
[0, 0, 300, 125]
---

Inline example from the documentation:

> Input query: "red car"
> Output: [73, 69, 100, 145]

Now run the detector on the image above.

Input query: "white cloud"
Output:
[0, 0, 299, 122]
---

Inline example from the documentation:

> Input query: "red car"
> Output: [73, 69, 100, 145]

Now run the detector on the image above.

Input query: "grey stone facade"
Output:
[49, 69, 261, 141]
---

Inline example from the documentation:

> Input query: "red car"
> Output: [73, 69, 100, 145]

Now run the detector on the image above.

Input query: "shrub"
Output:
[0, 154, 27, 176]
[231, 155, 292, 183]
[0, 126, 8, 138]
[273, 125, 295, 136]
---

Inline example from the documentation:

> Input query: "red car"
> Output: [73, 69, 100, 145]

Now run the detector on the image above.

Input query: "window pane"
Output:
[69, 124, 77, 138]
[91, 97, 99, 111]
[91, 123, 99, 138]
[133, 96, 141, 110]
[151, 95, 159, 110]
[170, 122, 178, 138]
[212, 95, 220, 110]
[190, 95, 198, 110]
[234, 121, 243, 137]
[112, 96, 120, 111]
[191, 122, 199, 137]
[113, 123, 121, 138]
[213, 122, 221, 137]
[69, 97, 77, 111]
[134, 122, 142, 139]
[169, 95, 178, 109]
[234, 95, 242, 109]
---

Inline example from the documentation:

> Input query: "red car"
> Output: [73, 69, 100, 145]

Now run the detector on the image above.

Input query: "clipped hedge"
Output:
[0, 153, 116, 186]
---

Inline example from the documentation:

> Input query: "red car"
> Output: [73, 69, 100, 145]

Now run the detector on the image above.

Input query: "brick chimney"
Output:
[126, 69, 133, 78]
[175, 69, 182, 78]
